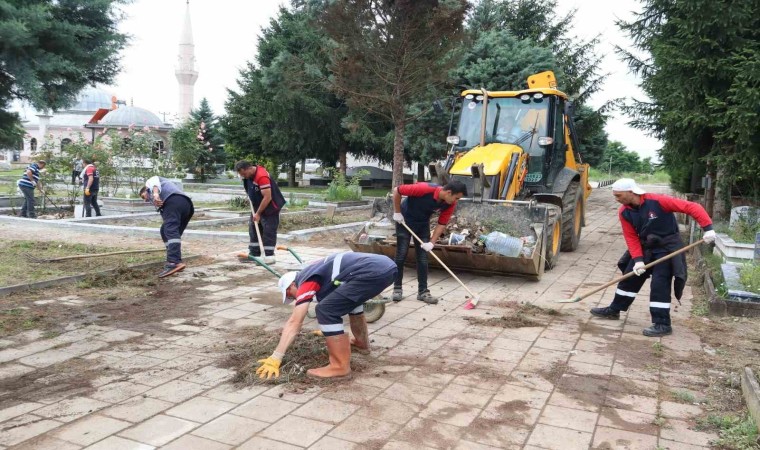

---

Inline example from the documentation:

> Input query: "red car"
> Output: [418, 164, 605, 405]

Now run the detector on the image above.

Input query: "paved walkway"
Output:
[0, 186, 717, 449]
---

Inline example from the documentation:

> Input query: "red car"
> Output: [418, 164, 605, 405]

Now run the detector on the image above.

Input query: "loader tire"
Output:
[560, 181, 583, 252]
[545, 205, 562, 270]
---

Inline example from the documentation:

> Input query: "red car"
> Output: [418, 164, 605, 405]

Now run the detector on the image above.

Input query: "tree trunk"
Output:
[392, 118, 406, 188]
[714, 165, 730, 220]
[339, 142, 347, 176]
[417, 162, 425, 183]
[704, 168, 715, 217]
[288, 163, 297, 187]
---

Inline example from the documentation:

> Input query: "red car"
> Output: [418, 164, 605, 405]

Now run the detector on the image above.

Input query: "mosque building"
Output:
[1, 1, 197, 165]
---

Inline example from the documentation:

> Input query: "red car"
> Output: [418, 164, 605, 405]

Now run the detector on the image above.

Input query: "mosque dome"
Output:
[65, 86, 114, 112]
[99, 106, 165, 128]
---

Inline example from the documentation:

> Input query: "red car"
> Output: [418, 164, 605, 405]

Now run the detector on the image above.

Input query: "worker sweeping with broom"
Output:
[256, 252, 396, 380]
[589, 179, 716, 337]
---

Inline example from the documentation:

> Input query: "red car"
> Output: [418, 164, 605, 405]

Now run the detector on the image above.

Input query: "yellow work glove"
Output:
[256, 354, 282, 379]
[84, 188, 91, 196]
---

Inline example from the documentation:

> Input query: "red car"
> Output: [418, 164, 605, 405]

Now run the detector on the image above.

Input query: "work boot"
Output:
[264, 256, 276, 264]
[307, 334, 351, 379]
[417, 290, 439, 305]
[590, 306, 620, 320]
[158, 262, 186, 278]
[349, 314, 370, 355]
[392, 288, 403, 302]
[643, 323, 672, 337]
[237, 252, 254, 261]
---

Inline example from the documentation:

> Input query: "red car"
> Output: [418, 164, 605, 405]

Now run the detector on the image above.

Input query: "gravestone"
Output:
[755, 232, 759, 263]
[730, 206, 759, 228]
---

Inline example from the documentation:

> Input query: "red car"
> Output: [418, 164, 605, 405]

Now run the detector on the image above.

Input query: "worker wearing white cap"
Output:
[256, 252, 396, 379]
[590, 179, 716, 337]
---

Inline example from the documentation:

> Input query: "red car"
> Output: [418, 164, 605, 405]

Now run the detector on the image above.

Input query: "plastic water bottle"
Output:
[480, 231, 522, 257]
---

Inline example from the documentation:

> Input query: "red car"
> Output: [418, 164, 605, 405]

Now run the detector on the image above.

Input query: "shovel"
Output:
[243, 197, 279, 277]
[556, 239, 704, 303]
[399, 221, 480, 309]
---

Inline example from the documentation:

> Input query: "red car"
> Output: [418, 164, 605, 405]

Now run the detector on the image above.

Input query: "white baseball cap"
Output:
[278, 272, 298, 304]
[611, 178, 646, 195]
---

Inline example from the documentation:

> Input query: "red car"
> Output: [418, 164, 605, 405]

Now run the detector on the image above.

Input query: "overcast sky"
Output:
[109, 0, 661, 160]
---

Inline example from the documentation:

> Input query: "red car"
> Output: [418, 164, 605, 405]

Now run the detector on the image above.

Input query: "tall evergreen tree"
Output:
[0, 0, 128, 146]
[618, 0, 760, 210]
[322, 0, 469, 187]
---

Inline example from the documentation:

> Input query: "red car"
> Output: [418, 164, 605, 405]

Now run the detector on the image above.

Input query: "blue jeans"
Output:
[19, 185, 36, 218]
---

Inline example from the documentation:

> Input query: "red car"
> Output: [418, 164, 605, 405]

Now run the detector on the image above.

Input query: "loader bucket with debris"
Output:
[346, 198, 553, 281]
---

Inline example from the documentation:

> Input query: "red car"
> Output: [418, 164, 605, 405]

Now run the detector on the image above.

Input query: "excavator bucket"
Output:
[346, 198, 550, 281]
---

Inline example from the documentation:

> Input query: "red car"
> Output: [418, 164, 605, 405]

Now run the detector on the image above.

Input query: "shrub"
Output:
[739, 263, 760, 295]
[324, 170, 368, 202]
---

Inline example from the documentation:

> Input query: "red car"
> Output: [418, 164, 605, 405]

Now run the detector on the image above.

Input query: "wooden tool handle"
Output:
[575, 239, 704, 302]
[48, 249, 165, 262]
[400, 221, 477, 299]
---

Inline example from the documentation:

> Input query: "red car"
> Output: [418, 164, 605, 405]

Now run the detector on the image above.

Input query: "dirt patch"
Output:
[222, 326, 377, 390]
[0, 259, 215, 337]
[0, 240, 165, 287]
[0, 357, 101, 408]
[464, 314, 543, 328]
[539, 360, 569, 384]
[497, 300, 565, 317]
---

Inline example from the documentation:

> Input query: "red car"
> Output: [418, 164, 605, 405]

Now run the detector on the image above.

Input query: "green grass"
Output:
[0, 240, 163, 287]
[739, 263, 760, 295]
[672, 390, 697, 403]
[587, 167, 670, 185]
[696, 414, 759, 449]
[0, 168, 25, 178]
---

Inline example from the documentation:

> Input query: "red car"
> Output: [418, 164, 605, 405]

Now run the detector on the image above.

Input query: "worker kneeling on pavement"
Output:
[256, 252, 397, 379]
[590, 179, 716, 337]
[139, 177, 195, 278]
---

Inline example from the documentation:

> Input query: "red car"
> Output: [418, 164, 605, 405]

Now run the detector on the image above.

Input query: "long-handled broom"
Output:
[399, 222, 481, 309]
[556, 239, 704, 303]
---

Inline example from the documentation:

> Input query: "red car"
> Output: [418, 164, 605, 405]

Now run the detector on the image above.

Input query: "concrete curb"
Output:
[741, 367, 760, 432]
[0, 255, 202, 296]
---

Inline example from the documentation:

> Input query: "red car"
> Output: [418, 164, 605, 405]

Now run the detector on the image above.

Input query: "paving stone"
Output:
[479, 399, 541, 428]
[168, 325, 204, 333]
[660, 400, 703, 419]
[380, 382, 437, 406]
[382, 441, 437, 450]
[435, 384, 493, 408]
[107, 355, 164, 372]
[506, 371, 555, 393]
[534, 337, 576, 351]
[231, 395, 300, 423]
[0, 401, 44, 422]
[597, 407, 659, 435]
[18, 349, 78, 368]
[567, 360, 613, 376]
[548, 389, 603, 413]
[128, 368, 187, 387]
[262, 385, 322, 404]
[11, 436, 80, 450]
[293, 397, 360, 424]
[526, 423, 592, 450]
[202, 383, 268, 404]
[118, 414, 198, 447]
[236, 436, 301, 450]
[309, 435, 359, 450]
[144, 380, 207, 403]
[0, 363, 36, 379]
[493, 383, 551, 409]
[537, 404, 598, 432]
[90, 382, 152, 403]
[453, 440, 502, 450]
[211, 308, 251, 320]
[83, 435, 155, 449]
[52, 414, 130, 446]
[158, 354, 211, 372]
[328, 415, 399, 444]
[394, 417, 462, 449]
[259, 415, 334, 447]
[159, 434, 231, 450]
[34, 397, 109, 423]
[0, 414, 63, 446]
[99, 330, 143, 343]
[451, 373, 506, 392]
[605, 393, 658, 414]
[180, 366, 235, 386]
[592, 426, 659, 449]
[165, 396, 236, 423]
[101, 397, 173, 423]
[418, 399, 481, 427]
[660, 418, 718, 446]
[190, 413, 267, 445]
[355, 396, 420, 425]
[657, 438, 708, 450]
[321, 382, 383, 405]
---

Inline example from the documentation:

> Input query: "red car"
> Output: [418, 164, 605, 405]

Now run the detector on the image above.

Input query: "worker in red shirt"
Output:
[234, 161, 286, 264]
[590, 179, 716, 337]
[391, 180, 467, 304]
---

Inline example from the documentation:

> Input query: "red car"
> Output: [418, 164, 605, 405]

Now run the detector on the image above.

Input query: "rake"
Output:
[25, 248, 166, 263]
[555, 239, 704, 303]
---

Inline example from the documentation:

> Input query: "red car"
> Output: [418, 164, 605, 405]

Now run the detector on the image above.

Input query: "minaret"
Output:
[175, 0, 198, 121]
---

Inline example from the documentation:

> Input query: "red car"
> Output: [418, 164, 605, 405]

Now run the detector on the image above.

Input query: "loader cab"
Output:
[448, 89, 568, 197]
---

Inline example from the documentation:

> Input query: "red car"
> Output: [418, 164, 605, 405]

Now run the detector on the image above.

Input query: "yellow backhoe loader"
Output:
[348, 71, 592, 280]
